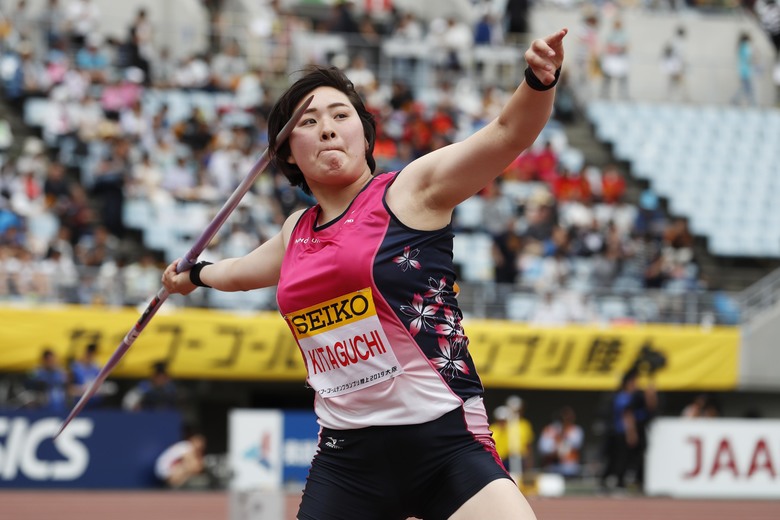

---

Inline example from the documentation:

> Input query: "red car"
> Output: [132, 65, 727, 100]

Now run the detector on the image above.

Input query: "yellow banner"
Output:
[467, 320, 740, 391]
[0, 306, 739, 390]
[0, 305, 306, 381]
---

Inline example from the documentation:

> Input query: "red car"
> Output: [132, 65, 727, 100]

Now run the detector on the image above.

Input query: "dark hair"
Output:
[621, 367, 639, 388]
[152, 361, 168, 375]
[267, 66, 376, 195]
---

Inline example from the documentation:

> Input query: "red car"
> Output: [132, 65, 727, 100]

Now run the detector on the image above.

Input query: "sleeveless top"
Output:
[276, 171, 488, 430]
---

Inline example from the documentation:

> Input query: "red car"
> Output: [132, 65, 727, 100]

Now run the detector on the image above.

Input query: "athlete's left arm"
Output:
[395, 29, 567, 217]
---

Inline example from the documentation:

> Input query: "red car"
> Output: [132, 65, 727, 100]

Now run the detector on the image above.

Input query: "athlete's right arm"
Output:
[162, 209, 305, 295]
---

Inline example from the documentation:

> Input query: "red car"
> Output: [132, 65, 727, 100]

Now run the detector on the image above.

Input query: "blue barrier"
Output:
[0, 410, 181, 488]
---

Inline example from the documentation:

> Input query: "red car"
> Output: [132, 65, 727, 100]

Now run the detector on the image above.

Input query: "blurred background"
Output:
[1, 0, 780, 517]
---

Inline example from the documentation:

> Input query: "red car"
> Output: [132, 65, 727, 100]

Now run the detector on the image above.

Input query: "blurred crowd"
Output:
[17, 344, 182, 413]
[0, 0, 748, 324]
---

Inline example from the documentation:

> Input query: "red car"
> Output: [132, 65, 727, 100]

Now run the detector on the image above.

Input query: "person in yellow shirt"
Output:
[490, 396, 535, 480]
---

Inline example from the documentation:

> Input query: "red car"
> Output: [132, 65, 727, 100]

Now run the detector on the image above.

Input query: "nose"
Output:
[321, 128, 336, 140]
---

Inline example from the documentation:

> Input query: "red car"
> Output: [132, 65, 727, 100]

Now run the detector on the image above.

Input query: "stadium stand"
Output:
[3, 0, 775, 327]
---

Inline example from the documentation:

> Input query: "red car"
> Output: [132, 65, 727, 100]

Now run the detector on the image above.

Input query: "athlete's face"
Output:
[287, 86, 370, 191]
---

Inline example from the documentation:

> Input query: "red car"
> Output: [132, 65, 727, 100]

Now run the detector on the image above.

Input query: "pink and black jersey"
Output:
[277, 171, 487, 430]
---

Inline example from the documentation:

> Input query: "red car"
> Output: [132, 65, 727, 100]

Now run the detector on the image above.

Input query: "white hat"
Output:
[494, 405, 510, 421]
[506, 395, 523, 411]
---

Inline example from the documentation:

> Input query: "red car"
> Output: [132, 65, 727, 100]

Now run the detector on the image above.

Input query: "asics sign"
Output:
[0, 417, 92, 481]
[0, 410, 180, 488]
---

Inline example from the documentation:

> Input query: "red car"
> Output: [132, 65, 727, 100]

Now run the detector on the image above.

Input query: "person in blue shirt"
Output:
[600, 367, 657, 492]
[69, 342, 113, 408]
[27, 349, 67, 412]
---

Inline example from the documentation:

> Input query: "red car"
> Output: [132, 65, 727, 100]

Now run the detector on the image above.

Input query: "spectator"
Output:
[492, 230, 523, 285]
[90, 138, 131, 237]
[661, 26, 688, 102]
[210, 40, 248, 91]
[118, 99, 151, 143]
[38, 244, 79, 300]
[633, 189, 666, 238]
[600, 164, 626, 205]
[327, 0, 360, 35]
[9, 0, 35, 43]
[66, 0, 101, 50]
[173, 53, 213, 90]
[126, 7, 154, 82]
[504, 0, 531, 44]
[152, 46, 177, 88]
[74, 33, 109, 83]
[26, 348, 67, 412]
[161, 152, 197, 199]
[128, 151, 170, 206]
[600, 367, 657, 492]
[100, 66, 144, 118]
[490, 396, 535, 477]
[122, 251, 162, 305]
[6, 42, 50, 102]
[553, 167, 591, 203]
[344, 53, 376, 93]
[440, 17, 473, 74]
[38, 0, 68, 52]
[731, 31, 758, 106]
[123, 361, 180, 411]
[234, 66, 266, 110]
[538, 406, 584, 478]
[154, 432, 207, 488]
[529, 290, 569, 326]
[573, 11, 600, 102]
[534, 141, 559, 185]
[682, 393, 721, 418]
[76, 224, 119, 269]
[174, 107, 214, 154]
[600, 17, 630, 100]
[69, 342, 115, 408]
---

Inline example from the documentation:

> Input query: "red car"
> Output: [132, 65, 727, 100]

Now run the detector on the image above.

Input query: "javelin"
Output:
[55, 95, 313, 438]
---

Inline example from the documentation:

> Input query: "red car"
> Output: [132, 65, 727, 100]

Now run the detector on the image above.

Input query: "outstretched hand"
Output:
[525, 28, 568, 86]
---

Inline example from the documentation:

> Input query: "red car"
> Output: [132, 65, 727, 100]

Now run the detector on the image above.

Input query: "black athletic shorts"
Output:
[296, 407, 512, 520]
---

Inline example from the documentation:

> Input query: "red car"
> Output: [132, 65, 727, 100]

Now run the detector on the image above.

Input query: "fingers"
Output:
[525, 28, 567, 85]
[161, 259, 189, 294]
[544, 28, 569, 50]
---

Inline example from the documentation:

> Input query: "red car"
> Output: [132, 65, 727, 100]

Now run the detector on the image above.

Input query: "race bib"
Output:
[286, 288, 403, 397]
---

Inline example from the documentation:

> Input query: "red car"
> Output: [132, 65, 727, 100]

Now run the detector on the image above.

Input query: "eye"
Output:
[301, 118, 316, 125]
[334, 112, 348, 119]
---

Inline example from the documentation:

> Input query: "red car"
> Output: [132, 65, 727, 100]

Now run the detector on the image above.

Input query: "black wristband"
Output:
[524, 66, 561, 91]
[189, 261, 213, 288]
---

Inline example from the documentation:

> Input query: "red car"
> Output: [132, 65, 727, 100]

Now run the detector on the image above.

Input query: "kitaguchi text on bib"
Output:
[286, 288, 403, 397]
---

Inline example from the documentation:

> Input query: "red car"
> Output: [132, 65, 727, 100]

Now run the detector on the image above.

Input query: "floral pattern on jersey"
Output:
[435, 307, 465, 338]
[377, 216, 480, 396]
[399, 293, 440, 337]
[432, 335, 470, 381]
[425, 276, 448, 303]
[393, 246, 421, 272]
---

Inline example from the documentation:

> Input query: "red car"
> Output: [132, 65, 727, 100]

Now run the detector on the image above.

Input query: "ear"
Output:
[365, 138, 369, 151]
[286, 154, 297, 165]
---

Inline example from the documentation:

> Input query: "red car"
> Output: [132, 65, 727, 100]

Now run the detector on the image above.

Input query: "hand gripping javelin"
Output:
[55, 95, 313, 438]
